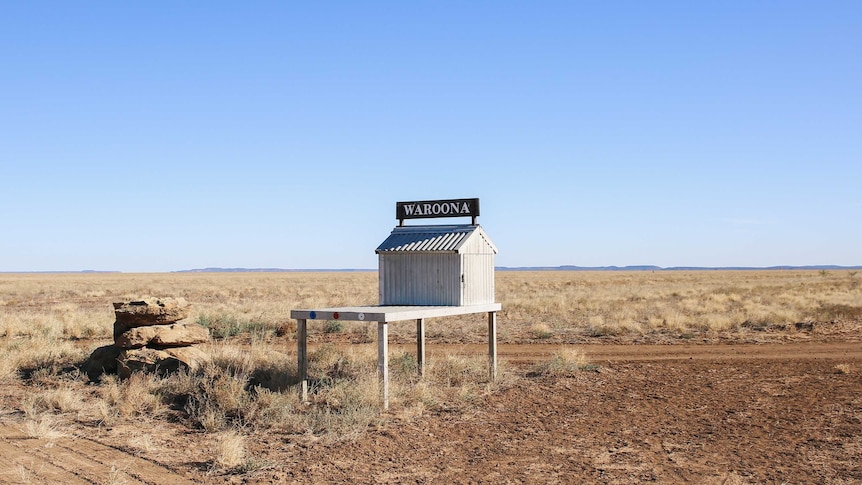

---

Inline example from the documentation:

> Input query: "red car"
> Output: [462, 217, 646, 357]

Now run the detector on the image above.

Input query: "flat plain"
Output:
[0, 270, 860, 483]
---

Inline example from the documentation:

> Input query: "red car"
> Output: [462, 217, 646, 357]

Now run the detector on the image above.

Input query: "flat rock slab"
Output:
[117, 346, 208, 378]
[115, 323, 210, 349]
[113, 298, 190, 337]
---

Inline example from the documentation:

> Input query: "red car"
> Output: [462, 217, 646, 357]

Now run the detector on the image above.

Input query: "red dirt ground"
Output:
[1, 340, 860, 484]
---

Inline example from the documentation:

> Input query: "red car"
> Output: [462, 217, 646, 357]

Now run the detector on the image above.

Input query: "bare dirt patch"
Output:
[0, 420, 198, 484]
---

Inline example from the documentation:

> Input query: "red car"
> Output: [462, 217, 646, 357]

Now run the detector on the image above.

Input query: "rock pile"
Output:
[83, 298, 209, 381]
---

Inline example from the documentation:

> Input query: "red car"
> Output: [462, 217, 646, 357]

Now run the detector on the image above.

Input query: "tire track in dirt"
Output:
[390, 341, 862, 363]
[0, 422, 196, 485]
[0, 436, 91, 485]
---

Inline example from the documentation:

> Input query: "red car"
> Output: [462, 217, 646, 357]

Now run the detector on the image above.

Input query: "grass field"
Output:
[0, 269, 860, 475]
[2, 269, 859, 343]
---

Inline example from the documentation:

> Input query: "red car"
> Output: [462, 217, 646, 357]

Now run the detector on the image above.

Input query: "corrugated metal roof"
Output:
[376, 225, 494, 253]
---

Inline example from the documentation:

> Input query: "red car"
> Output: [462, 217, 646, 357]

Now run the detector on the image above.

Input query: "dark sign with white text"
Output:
[396, 198, 480, 223]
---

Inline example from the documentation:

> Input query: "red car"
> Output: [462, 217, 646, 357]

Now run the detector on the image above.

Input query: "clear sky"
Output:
[2, 1, 860, 272]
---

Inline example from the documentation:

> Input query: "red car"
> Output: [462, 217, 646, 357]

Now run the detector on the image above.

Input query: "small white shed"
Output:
[292, 198, 501, 408]
[376, 224, 498, 306]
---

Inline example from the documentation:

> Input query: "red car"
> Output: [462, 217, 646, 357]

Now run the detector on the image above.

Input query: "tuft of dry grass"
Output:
[23, 413, 68, 442]
[23, 387, 83, 414]
[0, 355, 19, 384]
[181, 365, 251, 432]
[212, 430, 247, 470]
[304, 373, 382, 440]
[530, 322, 553, 339]
[531, 347, 591, 376]
[98, 373, 165, 418]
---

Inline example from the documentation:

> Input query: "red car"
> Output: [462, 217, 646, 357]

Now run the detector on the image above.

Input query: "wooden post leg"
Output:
[488, 312, 497, 381]
[297, 319, 308, 401]
[416, 318, 425, 377]
[378, 321, 389, 409]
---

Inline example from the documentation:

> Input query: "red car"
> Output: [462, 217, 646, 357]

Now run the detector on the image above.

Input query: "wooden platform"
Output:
[291, 304, 501, 409]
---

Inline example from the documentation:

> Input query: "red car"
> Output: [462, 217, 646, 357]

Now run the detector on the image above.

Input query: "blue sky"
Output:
[1, 1, 860, 272]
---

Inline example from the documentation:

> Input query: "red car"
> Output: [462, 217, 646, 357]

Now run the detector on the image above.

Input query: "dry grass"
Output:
[213, 430, 247, 470]
[128, 433, 154, 454]
[22, 386, 83, 414]
[2, 270, 860, 345]
[531, 347, 591, 376]
[499, 270, 862, 340]
[0, 356, 19, 385]
[98, 373, 166, 418]
[0, 270, 859, 448]
[23, 413, 68, 441]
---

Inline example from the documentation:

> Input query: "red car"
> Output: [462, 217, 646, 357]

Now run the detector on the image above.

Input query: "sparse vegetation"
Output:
[531, 347, 592, 376]
[0, 269, 860, 478]
[500, 270, 862, 340]
[197, 313, 275, 339]
[98, 373, 166, 418]
[3, 270, 861, 347]
[23, 413, 68, 441]
[213, 430, 247, 470]
[128, 433, 154, 454]
[809, 303, 862, 322]
[323, 319, 345, 333]
[530, 322, 553, 339]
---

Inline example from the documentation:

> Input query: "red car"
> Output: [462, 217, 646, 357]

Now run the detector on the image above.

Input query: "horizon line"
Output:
[3, 264, 862, 274]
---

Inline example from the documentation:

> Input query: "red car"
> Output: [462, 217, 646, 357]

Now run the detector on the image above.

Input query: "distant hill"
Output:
[175, 265, 862, 273]
[173, 267, 375, 273]
[495, 265, 862, 271]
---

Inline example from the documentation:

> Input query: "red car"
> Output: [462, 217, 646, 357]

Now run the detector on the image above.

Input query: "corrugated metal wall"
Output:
[458, 229, 496, 305]
[461, 253, 495, 305]
[379, 253, 462, 305]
